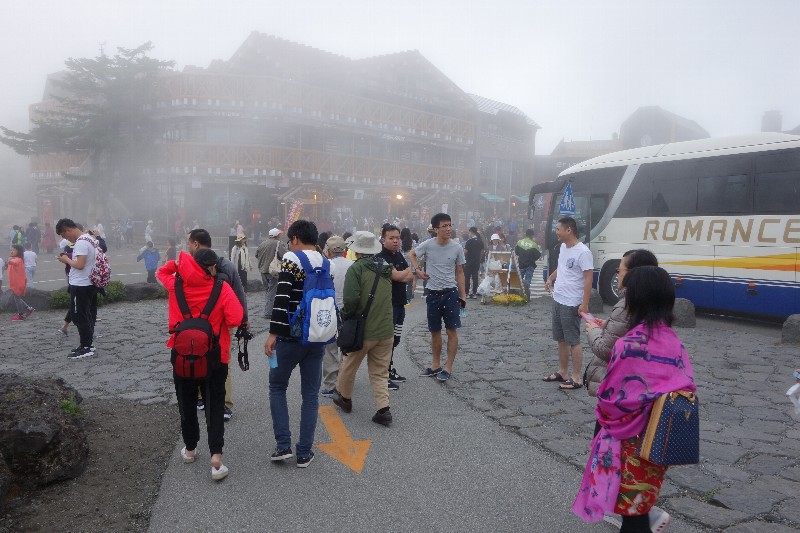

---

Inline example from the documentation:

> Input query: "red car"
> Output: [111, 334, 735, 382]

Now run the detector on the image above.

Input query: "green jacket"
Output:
[342, 256, 394, 341]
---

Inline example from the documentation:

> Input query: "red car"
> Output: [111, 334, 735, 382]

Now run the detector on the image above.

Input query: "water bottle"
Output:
[268, 355, 278, 369]
[459, 307, 467, 318]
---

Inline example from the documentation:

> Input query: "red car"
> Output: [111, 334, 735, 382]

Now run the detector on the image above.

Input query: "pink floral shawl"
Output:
[573, 322, 696, 521]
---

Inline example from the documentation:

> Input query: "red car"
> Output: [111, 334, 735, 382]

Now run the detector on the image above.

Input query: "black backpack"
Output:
[170, 276, 223, 379]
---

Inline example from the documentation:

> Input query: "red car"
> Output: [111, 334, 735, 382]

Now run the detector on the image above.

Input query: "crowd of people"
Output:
[4, 210, 736, 532]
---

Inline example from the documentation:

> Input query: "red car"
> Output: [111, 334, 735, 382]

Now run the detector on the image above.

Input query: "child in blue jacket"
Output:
[137, 241, 161, 283]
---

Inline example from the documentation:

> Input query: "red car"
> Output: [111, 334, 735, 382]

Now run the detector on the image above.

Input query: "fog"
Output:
[2, 0, 799, 206]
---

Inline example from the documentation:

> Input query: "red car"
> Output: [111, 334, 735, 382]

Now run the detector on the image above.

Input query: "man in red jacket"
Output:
[158, 249, 243, 481]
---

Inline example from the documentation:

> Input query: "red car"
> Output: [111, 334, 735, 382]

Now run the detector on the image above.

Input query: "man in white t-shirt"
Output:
[320, 235, 352, 396]
[23, 243, 38, 281]
[543, 216, 593, 390]
[56, 218, 98, 359]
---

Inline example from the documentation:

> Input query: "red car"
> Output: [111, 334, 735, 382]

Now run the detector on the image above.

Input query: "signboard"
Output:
[285, 201, 303, 231]
[354, 189, 364, 200]
[441, 203, 448, 213]
[558, 183, 575, 216]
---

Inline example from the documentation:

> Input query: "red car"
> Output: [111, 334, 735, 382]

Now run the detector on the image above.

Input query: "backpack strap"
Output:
[294, 250, 313, 274]
[200, 280, 224, 319]
[360, 258, 384, 319]
[174, 275, 193, 320]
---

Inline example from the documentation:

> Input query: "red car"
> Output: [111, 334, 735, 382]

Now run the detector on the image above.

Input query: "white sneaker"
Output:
[649, 506, 671, 533]
[211, 464, 229, 481]
[180, 447, 197, 464]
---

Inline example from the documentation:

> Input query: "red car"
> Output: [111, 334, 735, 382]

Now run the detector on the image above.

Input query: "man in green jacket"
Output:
[332, 231, 395, 426]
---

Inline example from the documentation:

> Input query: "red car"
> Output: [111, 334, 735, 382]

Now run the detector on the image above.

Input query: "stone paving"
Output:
[405, 296, 800, 532]
[4, 294, 800, 532]
[1, 297, 267, 406]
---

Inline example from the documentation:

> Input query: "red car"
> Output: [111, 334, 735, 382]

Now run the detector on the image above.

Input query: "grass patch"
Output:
[59, 394, 83, 417]
[5, 391, 17, 401]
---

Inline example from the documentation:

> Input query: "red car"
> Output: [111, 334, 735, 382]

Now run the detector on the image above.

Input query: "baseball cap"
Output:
[324, 235, 347, 254]
[268, 228, 281, 237]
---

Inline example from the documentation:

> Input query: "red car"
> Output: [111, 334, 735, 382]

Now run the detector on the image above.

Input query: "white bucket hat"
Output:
[347, 231, 382, 255]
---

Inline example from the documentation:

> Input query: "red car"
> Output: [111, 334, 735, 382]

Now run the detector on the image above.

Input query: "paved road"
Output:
[3, 292, 798, 531]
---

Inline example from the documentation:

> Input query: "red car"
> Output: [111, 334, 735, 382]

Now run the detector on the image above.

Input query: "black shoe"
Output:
[67, 346, 94, 359]
[332, 389, 352, 413]
[223, 407, 233, 421]
[388, 380, 399, 391]
[372, 409, 392, 426]
[389, 369, 407, 383]
[197, 400, 205, 411]
[270, 448, 294, 462]
[296, 451, 315, 468]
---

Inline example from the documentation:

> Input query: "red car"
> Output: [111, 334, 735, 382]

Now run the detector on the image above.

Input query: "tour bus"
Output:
[528, 133, 800, 320]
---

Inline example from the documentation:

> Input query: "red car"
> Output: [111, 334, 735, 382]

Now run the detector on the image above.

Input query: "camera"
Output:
[235, 325, 253, 340]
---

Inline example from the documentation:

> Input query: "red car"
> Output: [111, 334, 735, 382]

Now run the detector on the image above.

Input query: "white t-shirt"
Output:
[553, 242, 593, 307]
[330, 255, 353, 307]
[69, 235, 98, 287]
[23, 250, 38, 268]
[283, 250, 336, 280]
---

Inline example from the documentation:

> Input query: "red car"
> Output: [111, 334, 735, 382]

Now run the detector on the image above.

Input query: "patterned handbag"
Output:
[637, 390, 699, 465]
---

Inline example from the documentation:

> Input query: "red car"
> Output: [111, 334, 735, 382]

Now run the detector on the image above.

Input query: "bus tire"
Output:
[599, 260, 621, 305]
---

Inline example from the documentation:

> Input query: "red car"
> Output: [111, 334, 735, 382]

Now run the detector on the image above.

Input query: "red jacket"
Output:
[157, 251, 244, 364]
[7, 257, 26, 296]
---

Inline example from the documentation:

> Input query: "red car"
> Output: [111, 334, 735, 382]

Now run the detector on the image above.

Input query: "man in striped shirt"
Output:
[263, 219, 333, 468]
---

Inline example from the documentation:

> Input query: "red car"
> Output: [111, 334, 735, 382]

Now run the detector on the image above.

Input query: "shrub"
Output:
[98, 280, 126, 305]
[50, 290, 71, 309]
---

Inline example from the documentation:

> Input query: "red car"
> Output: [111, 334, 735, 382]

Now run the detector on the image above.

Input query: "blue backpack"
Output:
[288, 251, 339, 345]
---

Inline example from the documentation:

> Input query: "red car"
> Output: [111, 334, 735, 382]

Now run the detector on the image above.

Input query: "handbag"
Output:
[637, 390, 699, 466]
[268, 243, 281, 276]
[337, 259, 384, 353]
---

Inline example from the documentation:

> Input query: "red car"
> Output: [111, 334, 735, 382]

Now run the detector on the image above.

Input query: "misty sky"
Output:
[2, 0, 799, 156]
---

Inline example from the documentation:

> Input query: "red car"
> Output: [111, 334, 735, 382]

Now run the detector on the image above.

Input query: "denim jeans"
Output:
[269, 339, 324, 458]
[520, 266, 536, 294]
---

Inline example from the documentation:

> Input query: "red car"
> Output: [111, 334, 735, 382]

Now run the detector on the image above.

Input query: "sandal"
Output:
[559, 379, 583, 390]
[542, 372, 566, 382]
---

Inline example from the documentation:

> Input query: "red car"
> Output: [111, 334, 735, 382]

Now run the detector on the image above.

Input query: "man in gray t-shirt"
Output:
[409, 213, 466, 383]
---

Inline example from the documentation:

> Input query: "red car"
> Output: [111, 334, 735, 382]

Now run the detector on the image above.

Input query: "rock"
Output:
[246, 278, 263, 292]
[123, 282, 167, 302]
[0, 374, 88, 506]
[674, 297, 696, 327]
[2, 287, 52, 312]
[781, 314, 800, 344]
[588, 289, 604, 314]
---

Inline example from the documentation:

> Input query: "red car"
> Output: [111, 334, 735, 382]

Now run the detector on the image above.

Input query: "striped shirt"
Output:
[268, 249, 334, 339]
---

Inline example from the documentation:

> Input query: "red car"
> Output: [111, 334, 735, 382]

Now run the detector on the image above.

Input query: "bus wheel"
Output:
[599, 260, 621, 305]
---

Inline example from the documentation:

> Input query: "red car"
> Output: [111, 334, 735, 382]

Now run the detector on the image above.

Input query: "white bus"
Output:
[529, 133, 800, 319]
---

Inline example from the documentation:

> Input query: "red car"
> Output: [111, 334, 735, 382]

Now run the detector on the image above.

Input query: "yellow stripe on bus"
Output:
[662, 253, 799, 272]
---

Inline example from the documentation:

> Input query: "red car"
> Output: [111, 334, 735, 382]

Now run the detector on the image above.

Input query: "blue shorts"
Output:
[552, 300, 581, 345]
[426, 289, 461, 332]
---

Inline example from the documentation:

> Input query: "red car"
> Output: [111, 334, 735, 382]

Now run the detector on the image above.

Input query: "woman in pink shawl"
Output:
[573, 266, 696, 532]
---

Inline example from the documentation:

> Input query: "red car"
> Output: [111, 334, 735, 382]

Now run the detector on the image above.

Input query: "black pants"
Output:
[238, 269, 248, 288]
[464, 264, 480, 295]
[70, 285, 97, 348]
[389, 305, 405, 373]
[620, 514, 650, 532]
[147, 269, 157, 283]
[175, 364, 228, 455]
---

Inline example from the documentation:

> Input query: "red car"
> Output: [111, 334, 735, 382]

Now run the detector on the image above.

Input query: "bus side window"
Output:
[755, 171, 800, 213]
[698, 174, 751, 214]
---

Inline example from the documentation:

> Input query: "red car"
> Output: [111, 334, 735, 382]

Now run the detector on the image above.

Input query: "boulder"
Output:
[1, 287, 52, 312]
[674, 297, 696, 328]
[0, 374, 89, 506]
[782, 314, 800, 345]
[123, 282, 167, 301]
[246, 278, 263, 292]
[588, 289, 604, 314]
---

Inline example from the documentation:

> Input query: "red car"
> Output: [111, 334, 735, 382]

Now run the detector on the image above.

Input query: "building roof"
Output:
[549, 139, 623, 158]
[468, 94, 539, 128]
[621, 105, 709, 139]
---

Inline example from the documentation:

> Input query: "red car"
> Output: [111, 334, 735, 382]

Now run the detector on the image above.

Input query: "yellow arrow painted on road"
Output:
[316, 405, 371, 473]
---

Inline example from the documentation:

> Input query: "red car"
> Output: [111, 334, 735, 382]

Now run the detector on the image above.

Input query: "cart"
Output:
[480, 250, 527, 305]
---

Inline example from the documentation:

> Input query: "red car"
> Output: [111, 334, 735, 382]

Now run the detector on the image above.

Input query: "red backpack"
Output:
[170, 277, 223, 380]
